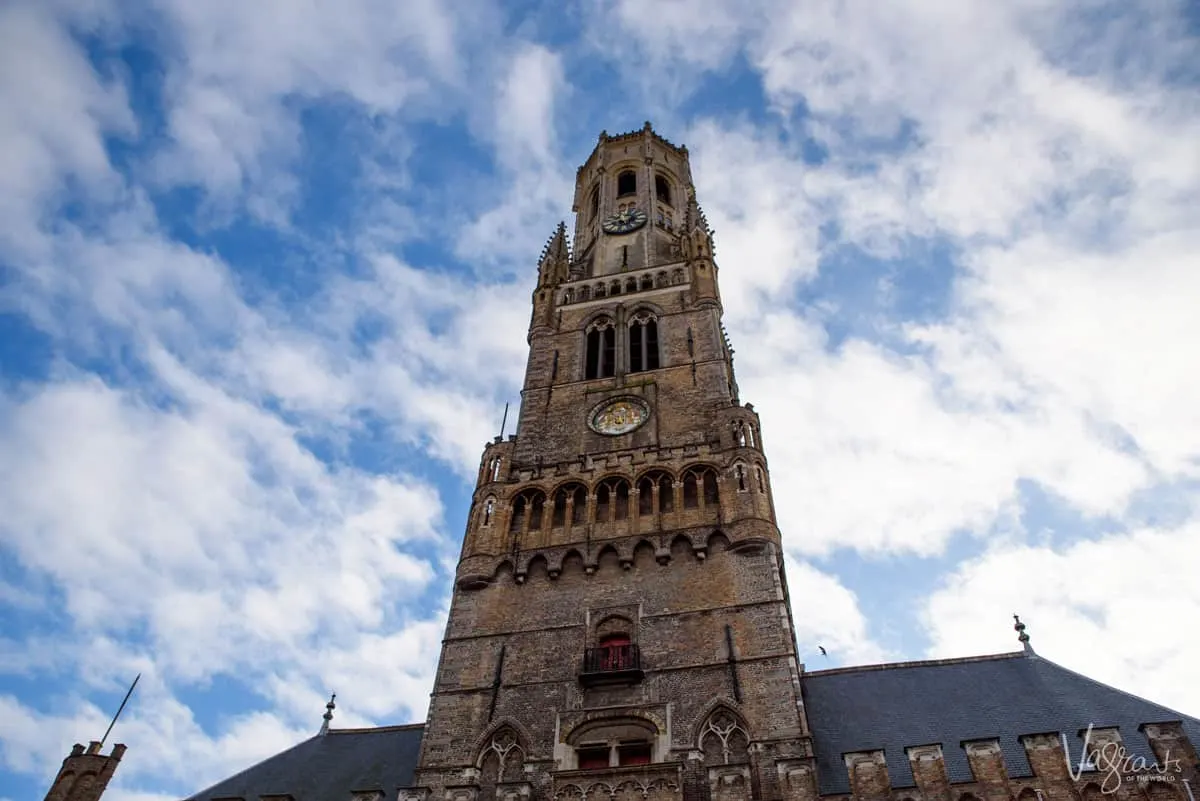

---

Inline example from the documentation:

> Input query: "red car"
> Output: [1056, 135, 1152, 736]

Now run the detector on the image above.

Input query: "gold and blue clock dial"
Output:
[601, 208, 648, 235]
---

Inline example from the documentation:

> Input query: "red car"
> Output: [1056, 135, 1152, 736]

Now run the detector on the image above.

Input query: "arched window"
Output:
[552, 488, 567, 528]
[637, 475, 654, 516]
[640, 274, 653, 290]
[626, 277, 638, 293]
[637, 471, 674, 515]
[509, 495, 526, 533]
[755, 466, 765, 493]
[572, 484, 587, 524]
[617, 170, 637, 197]
[595, 478, 630, 522]
[509, 490, 545, 533]
[698, 709, 749, 766]
[585, 319, 616, 379]
[628, 312, 660, 373]
[683, 467, 719, 509]
[590, 184, 600, 220]
[483, 498, 495, 527]
[734, 464, 747, 492]
[655, 174, 672, 206]
[658, 474, 674, 512]
[488, 456, 502, 481]
[734, 422, 747, 447]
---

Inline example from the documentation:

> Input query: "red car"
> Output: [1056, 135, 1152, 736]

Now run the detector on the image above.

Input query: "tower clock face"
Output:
[601, 208, 648, 235]
[589, 396, 651, 436]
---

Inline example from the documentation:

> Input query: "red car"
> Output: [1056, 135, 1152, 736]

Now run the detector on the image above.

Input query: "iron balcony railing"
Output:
[581, 644, 643, 684]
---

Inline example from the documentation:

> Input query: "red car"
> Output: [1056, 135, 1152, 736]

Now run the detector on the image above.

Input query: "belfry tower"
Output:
[400, 123, 816, 801]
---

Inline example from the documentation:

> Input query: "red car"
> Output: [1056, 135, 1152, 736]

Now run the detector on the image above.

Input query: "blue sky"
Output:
[1, 1, 1199, 799]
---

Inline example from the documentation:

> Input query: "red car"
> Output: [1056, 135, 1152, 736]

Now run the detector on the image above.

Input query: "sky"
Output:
[0, 0, 1198, 798]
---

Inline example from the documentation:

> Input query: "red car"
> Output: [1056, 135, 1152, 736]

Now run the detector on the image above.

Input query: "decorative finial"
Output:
[643, 120, 653, 131]
[319, 692, 336, 735]
[1013, 615, 1033, 653]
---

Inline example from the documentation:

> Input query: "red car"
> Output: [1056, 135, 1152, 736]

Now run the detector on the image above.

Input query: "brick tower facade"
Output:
[42, 741, 127, 801]
[398, 123, 816, 801]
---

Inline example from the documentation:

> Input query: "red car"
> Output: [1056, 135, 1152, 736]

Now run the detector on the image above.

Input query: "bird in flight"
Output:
[818, 646, 827, 656]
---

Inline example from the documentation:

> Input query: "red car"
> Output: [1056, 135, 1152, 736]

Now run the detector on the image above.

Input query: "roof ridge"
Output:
[1028, 653, 1200, 725]
[804, 650, 1026, 677]
[329, 723, 426, 735]
[185, 734, 320, 800]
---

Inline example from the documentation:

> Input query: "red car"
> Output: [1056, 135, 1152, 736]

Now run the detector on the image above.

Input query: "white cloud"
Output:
[0, 3, 132, 256]
[923, 521, 1200, 716]
[147, 0, 484, 212]
[785, 555, 889, 666]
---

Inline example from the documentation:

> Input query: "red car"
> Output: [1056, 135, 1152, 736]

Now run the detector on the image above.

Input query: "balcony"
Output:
[553, 762, 682, 801]
[581, 644, 644, 686]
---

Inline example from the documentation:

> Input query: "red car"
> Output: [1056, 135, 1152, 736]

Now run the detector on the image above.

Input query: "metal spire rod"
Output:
[499, 402, 510, 439]
[100, 673, 140, 748]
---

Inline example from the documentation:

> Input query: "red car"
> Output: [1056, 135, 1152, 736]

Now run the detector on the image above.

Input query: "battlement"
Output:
[802, 654, 1200, 800]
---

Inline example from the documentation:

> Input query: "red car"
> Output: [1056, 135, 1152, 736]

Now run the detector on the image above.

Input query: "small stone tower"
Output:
[400, 123, 814, 801]
[43, 741, 127, 801]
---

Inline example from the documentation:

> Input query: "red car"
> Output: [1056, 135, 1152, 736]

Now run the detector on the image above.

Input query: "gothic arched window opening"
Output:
[637, 471, 674, 516]
[595, 478, 630, 522]
[617, 169, 637, 197]
[683, 467, 719, 510]
[655, 174, 672, 206]
[755, 466, 765, 493]
[585, 319, 616, 379]
[483, 497, 495, 527]
[640, 274, 653, 290]
[628, 313, 660, 374]
[734, 464, 747, 492]
[590, 184, 600, 220]
[699, 709, 749, 765]
[509, 495, 526, 533]
[509, 490, 545, 534]
[571, 484, 587, 524]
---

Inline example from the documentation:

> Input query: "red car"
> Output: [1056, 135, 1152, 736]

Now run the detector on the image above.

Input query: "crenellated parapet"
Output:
[805, 722, 1199, 801]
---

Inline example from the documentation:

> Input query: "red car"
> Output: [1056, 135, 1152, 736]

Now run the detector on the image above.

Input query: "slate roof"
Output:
[187, 724, 423, 801]
[802, 650, 1200, 796]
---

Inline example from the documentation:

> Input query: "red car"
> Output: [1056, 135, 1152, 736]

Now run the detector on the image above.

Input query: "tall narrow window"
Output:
[658, 474, 674, 513]
[638, 476, 654, 516]
[509, 496, 526, 533]
[655, 174, 672, 206]
[734, 464, 747, 492]
[552, 490, 567, 528]
[572, 485, 587, 524]
[703, 470, 719, 506]
[628, 313, 660, 373]
[617, 170, 637, 197]
[483, 498, 495, 526]
[586, 320, 616, 379]
[590, 184, 600, 219]
[596, 484, 611, 523]
[683, 472, 699, 509]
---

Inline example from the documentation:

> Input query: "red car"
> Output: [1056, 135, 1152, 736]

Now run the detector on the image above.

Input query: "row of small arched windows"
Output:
[562, 269, 685, 305]
[477, 464, 767, 531]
